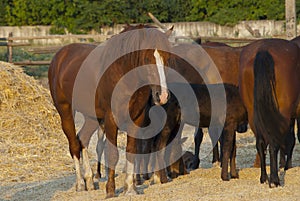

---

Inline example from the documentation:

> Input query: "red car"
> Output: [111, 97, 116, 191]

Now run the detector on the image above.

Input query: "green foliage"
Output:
[0, 46, 53, 78]
[0, 0, 292, 32]
[187, 0, 285, 26]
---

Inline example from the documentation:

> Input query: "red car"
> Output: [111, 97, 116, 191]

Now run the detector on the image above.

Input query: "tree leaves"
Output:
[0, 0, 292, 33]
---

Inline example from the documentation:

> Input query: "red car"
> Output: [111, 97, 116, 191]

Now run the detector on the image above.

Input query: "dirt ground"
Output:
[1, 122, 300, 201]
[0, 63, 299, 200]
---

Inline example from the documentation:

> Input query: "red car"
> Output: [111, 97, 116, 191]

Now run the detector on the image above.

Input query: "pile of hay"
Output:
[0, 61, 73, 182]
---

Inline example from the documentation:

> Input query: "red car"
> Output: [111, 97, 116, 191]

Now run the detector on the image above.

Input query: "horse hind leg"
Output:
[58, 103, 84, 191]
[104, 112, 119, 198]
[297, 118, 300, 143]
[279, 119, 296, 170]
[256, 135, 268, 184]
[284, 122, 296, 170]
[78, 117, 100, 191]
[269, 143, 280, 187]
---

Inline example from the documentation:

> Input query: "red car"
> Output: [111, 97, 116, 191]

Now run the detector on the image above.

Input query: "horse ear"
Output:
[123, 23, 131, 29]
[165, 25, 174, 37]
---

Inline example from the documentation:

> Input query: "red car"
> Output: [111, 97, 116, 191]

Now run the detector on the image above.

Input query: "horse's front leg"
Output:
[220, 125, 235, 181]
[104, 113, 118, 198]
[167, 123, 185, 179]
[154, 127, 173, 183]
[78, 117, 99, 191]
[124, 135, 138, 195]
[95, 125, 106, 180]
[123, 111, 146, 195]
[230, 132, 238, 179]
[192, 127, 203, 169]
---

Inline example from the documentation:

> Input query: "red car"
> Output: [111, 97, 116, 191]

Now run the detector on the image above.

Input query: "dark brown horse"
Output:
[148, 83, 247, 182]
[239, 38, 300, 187]
[185, 40, 245, 165]
[49, 25, 173, 197]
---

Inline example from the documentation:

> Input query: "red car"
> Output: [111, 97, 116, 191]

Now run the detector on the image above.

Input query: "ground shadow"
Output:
[0, 175, 74, 201]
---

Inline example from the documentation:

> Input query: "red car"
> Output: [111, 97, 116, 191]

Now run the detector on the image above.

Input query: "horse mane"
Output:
[120, 23, 158, 33]
[90, 25, 172, 78]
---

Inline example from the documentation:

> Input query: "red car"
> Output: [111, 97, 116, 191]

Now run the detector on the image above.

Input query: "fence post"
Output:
[285, 0, 297, 39]
[7, 32, 13, 63]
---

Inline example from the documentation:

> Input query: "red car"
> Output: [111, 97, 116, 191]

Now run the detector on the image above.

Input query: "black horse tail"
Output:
[253, 50, 288, 149]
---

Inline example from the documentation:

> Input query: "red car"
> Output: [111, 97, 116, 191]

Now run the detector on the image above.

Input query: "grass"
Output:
[0, 46, 53, 79]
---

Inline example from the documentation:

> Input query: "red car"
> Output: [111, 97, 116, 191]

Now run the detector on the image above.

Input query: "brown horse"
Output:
[135, 41, 246, 183]
[290, 36, 300, 144]
[48, 25, 173, 197]
[252, 36, 300, 169]
[239, 38, 300, 187]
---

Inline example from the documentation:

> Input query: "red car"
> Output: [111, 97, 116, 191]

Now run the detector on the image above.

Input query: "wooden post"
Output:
[7, 32, 13, 63]
[286, 0, 297, 39]
[147, 12, 167, 31]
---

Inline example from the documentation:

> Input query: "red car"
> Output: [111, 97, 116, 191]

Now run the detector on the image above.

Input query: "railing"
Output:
[0, 32, 268, 67]
[0, 32, 112, 66]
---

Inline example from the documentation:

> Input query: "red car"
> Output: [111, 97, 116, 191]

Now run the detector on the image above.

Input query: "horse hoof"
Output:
[269, 177, 280, 188]
[269, 182, 280, 188]
[143, 174, 150, 181]
[135, 179, 143, 186]
[260, 176, 267, 184]
[230, 173, 239, 179]
[221, 175, 230, 181]
[213, 161, 221, 168]
[153, 174, 161, 184]
[124, 189, 138, 196]
[76, 180, 86, 192]
[105, 193, 116, 199]
[85, 178, 95, 191]
[94, 172, 101, 180]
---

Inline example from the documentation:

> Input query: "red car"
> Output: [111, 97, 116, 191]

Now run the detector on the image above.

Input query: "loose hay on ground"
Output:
[0, 61, 73, 182]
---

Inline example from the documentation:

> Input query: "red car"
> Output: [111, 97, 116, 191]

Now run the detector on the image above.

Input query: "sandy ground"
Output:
[1, 118, 300, 201]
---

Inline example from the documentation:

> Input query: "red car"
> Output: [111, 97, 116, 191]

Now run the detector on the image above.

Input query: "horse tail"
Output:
[253, 50, 287, 149]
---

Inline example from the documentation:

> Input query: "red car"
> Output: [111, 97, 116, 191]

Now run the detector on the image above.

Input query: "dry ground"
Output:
[0, 62, 299, 201]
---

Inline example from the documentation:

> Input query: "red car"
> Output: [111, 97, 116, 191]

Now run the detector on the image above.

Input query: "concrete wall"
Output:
[0, 20, 294, 44]
[98, 20, 288, 38]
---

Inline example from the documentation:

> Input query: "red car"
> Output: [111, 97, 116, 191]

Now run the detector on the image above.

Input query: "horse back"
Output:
[48, 43, 96, 105]
[203, 45, 243, 86]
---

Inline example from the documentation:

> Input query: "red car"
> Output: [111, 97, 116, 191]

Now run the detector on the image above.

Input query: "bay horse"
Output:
[252, 36, 300, 169]
[201, 43, 244, 165]
[135, 41, 246, 183]
[48, 25, 173, 197]
[155, 83, 247, 181]
[239, 38, 300, 187]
